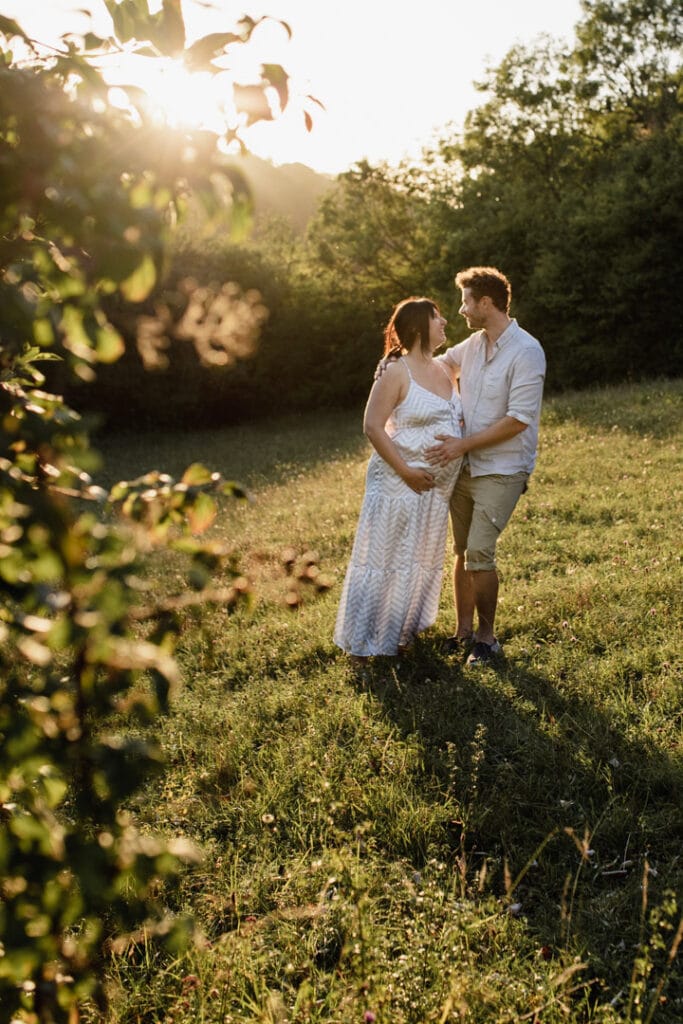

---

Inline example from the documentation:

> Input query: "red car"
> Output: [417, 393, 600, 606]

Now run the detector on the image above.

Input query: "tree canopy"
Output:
[0, 2, 304, 1018]
[58, 0, 682, 425]
[301, 0, 683, 396]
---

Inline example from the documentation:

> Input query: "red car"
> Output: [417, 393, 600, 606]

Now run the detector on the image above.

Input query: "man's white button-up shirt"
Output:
[441, 319, 546, 477]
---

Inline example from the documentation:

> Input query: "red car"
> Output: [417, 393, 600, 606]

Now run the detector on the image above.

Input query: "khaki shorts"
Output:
[450, 465, 529, 572]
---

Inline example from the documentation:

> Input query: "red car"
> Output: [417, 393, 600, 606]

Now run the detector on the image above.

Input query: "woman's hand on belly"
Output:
[401, 466, 436, 494]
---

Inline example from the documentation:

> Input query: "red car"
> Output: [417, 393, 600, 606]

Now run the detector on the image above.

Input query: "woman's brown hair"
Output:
[383, 297, 439, 357]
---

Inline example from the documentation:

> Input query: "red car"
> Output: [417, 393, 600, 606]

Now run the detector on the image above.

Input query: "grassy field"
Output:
[93, 379, 682, 1023]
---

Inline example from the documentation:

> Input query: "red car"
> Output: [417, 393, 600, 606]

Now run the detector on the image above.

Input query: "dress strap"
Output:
[436, 361, 454, 388]
[401, 357, 413, 381]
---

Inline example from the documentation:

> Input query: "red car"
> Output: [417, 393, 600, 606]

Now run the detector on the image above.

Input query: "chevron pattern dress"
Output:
[334, 363, 463, 656]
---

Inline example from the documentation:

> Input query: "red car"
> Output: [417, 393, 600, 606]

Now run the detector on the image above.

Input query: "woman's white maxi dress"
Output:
[334, 361, 463, 656]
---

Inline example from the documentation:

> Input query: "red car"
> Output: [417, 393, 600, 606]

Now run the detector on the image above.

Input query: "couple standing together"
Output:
[334, 266, 546, 667]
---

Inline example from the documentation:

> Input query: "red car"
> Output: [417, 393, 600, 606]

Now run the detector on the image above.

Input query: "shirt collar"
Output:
[483, 317, 517, 351]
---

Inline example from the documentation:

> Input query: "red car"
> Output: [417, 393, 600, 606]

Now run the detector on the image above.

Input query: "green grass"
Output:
[92, 380, 682, 1023]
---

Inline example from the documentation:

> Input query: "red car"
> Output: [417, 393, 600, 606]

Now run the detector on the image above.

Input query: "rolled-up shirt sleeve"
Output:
[507, 348, 546, 425]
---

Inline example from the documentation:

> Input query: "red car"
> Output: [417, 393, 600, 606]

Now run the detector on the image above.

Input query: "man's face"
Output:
[458, 287, 486, 329]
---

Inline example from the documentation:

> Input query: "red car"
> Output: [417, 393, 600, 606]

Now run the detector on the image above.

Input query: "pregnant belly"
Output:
[400, 428, 462, 486]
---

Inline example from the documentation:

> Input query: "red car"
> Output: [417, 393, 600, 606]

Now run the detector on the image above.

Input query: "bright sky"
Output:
[2, 0, 584, 174]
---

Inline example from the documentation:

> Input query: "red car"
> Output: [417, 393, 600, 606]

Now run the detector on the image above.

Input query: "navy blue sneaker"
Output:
[465, 640, 502, 667]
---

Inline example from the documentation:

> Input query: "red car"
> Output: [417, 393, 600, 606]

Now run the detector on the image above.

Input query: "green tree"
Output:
[309, 160, 447, 302]
[303, 0, 682, 396]
[433, 0, 683, 387]
[573, 0, 683, 133]
[0, 2, 303, 1019]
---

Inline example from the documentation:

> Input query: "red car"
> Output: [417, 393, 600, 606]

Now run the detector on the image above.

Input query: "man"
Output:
[426, 266, 546, 667]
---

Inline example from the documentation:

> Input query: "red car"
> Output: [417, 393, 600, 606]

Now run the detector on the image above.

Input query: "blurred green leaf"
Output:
[60, 305, 95, 361]
[31, 321, 57, 347]
[184, 30, 243, 71]
[262, 63, 289, 112]
[187, 491, 217, 534]
[149, 0, 186, 57]
[96, 323, 125, 363]
[180, 463, 214, 486]
[119, 254, 157, 302]
[0, 1, 298, 1015]
[233, 82, 273, 126]
[83, 32, 107, 51]
[0, 15, 30, 41]
[188, 562, 210, 590]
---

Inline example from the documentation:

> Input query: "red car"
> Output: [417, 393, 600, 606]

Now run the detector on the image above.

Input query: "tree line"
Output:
[60, 0, 683, 429]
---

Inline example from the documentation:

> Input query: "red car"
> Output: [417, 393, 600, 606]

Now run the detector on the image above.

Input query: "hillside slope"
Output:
[229, 152, 334, 232]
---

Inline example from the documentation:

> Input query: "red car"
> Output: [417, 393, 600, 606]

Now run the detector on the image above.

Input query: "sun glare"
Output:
[103, 15, 295, 145]
[108, 58, 230, 133]
[106, 49, 311, 168]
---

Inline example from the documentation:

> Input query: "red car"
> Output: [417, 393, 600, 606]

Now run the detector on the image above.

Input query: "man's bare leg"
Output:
[453, 554, 475, 638]
[471, 569, 498, 645]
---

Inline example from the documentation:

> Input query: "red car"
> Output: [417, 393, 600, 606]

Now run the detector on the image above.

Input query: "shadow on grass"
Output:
[321, 634, 683, 1006]
[167, 607, 681, 1015]
[95, 406, 368, 491]
[94, 381, 683, 494]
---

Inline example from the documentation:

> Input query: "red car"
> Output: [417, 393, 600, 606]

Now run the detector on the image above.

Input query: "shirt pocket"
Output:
[481, 372, 508, 416]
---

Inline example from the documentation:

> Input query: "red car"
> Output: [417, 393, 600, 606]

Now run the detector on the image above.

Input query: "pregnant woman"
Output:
[334, 296, 463, 658]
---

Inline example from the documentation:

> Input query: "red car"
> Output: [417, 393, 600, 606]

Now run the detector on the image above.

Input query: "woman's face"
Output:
[428, 309, 447, 351]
